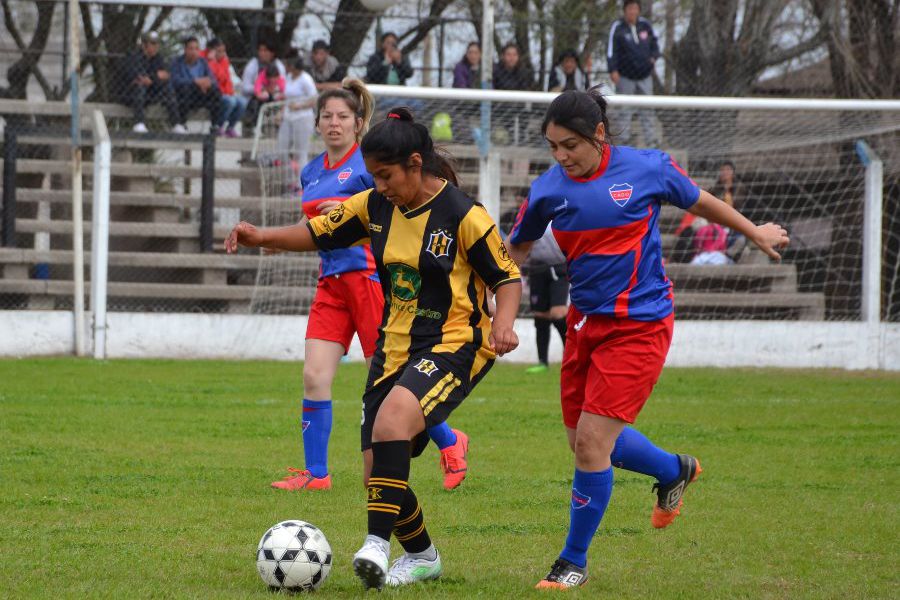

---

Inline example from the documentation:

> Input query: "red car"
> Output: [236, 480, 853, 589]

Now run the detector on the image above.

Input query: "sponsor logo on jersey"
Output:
[571, 488, 591, 509]
[337, 168, 353, 184]
[328, 203, 345, 223]
[413, 358, 439, 377]
[369, 223, 383, 233]
[426, 229, 454, 258]
[386, 263, 421, 301]
[609, 183, 633, 207]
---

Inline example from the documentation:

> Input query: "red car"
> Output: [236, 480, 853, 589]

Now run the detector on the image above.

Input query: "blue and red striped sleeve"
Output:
[659, 151, 701, 210]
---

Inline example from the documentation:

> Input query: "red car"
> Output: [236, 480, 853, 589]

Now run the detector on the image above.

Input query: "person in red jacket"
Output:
[203, 38, 247, 137]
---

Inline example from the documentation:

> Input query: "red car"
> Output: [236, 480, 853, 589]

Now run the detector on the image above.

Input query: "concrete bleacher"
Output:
[0, 98, 826, 318]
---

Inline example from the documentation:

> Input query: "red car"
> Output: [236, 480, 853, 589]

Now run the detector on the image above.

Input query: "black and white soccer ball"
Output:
[256, 520, 332, 592]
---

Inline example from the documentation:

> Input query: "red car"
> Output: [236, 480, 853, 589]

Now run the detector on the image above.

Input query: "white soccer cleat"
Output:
[386, 549, 442, 587]
[132, 122, 148, 134]
[172, 124, 188, 134]
[352, 536, 389, 590]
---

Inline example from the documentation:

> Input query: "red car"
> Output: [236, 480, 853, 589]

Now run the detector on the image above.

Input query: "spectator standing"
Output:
[119, 31, 181, 134]
[308, 40, 347, 91]
[607, 0, 660, 146]
[452, 42, 481, 89]
[548, 49, 590, 92]
[278, 57, 317, 177]
[170, 36, 223, 132]
[203, 38, 246, 137]
[492, 43, 534, 91]
[365, 32, 413, 86]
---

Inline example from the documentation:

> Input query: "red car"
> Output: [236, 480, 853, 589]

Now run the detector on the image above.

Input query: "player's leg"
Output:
[354, 385, 426, 590]
[527, 267, 552, 373]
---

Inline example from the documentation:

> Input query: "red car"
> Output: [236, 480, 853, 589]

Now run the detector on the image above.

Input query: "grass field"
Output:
[1, 359, 898, 598]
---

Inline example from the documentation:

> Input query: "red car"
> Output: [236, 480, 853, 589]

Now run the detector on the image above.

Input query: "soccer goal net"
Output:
[250, 87, 900, 322]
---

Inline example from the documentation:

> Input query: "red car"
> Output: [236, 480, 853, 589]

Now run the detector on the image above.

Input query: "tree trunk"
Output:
[1, 0, 56, 99]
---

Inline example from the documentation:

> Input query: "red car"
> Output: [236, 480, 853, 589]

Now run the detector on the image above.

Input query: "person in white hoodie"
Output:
[278, 57, 318, 180]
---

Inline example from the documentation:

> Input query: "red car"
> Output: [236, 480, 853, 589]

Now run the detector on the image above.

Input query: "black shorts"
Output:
[528, 264, 569, 312]
[361, 351, 494, 456]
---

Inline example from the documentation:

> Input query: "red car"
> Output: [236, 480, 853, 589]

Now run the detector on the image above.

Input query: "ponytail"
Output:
[361, 106, 460, 187]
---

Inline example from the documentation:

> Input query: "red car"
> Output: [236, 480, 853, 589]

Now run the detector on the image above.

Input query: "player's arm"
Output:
[506, 191, 549, 266]
[225, 221, 317, 253]
[688, 190, 789, 260]
[490, 282, 520, 356]
[506, 240, 534, 268]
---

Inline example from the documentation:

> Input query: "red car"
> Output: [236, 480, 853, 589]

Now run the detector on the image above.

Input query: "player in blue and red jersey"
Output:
[508, 89, 790, 589]
[271, 80, 470, 492]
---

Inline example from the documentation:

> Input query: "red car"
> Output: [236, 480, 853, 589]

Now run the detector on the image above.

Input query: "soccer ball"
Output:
[256, 520, 332, 591]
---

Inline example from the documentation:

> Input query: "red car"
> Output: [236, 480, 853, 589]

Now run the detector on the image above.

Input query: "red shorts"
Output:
[306, 271, 384, 357]
[560, 305, 674, 427]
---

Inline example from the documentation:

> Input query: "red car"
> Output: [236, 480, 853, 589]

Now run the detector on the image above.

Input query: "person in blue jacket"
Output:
[170, 36, 223, 132]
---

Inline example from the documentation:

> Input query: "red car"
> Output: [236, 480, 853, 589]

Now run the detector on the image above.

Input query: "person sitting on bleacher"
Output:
[170, 36, 223, 134]
[119, 31, 182, 134]
[240, 39, 286, 125]
[202, 38, 246, 138]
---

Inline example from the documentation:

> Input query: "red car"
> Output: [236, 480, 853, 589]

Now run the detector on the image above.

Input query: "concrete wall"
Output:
[2, 311, 898, 370]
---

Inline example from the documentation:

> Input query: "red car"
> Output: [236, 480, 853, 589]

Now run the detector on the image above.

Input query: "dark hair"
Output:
[312, 39, 329, 52]
[264, 63, 279, 78]
[361, 107, 459, 187]
[541, 87, 611, 146]
[720, 160, 736, 170]
[381, 32, 398, 44]
[461, 41, 480, 64]
[292, 57, 305, 72]
[316, 78, 375, 142]
[500, 42, 519, 55]
[207, 37, 223, 50]
[623, 0, 640, 8]
[183, 36, 199, 46]
[557, 48, 579, 64]
[257, 38, 278, 54]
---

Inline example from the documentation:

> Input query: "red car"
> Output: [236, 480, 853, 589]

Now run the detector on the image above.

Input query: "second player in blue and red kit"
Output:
[510, 89, 790, 589]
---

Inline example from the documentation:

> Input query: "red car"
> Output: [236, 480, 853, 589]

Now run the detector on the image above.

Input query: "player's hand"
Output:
[317, 200, 342, 214]
[610, 70, 620, 85]
[225, 221, 264, 253]
[489, 321, 518, 356]
[752, 222, 790, 261]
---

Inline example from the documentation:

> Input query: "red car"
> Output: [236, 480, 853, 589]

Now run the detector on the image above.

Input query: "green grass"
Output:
[1, 359, 898, 599]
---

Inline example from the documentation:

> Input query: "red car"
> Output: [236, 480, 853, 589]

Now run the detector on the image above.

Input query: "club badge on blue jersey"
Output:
[608, 183, 633, 207]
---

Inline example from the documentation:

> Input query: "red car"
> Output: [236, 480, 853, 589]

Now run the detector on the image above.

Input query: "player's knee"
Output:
[573, 429, 615, 464]
[302, 364, 333, 397]
[549, 306, 568, 320]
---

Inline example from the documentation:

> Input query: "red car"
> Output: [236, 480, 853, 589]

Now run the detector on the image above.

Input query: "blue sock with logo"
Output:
[610, 426, 681, 484]
[426, 422, 457, 450]
[559, 467, 614, 568]
[301, 399, 332, 478]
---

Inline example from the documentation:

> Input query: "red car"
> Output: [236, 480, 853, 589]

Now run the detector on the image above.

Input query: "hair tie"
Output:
[387, 112, 401, 119]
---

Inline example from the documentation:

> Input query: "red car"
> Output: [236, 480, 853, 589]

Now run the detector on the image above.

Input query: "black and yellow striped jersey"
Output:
[307, 180, 520, 385]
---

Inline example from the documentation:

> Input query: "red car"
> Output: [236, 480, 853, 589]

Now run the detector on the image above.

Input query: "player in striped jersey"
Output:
[227, 107, 521, 590]
[270, 80, 470, 493]
[508, 89, 789, 589]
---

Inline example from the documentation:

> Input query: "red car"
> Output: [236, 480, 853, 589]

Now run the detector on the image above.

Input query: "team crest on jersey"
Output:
[386, 263, 421, 301]
[337, 167, 352, 184]
[609, 183, 633, 207]
[426, 229, 454, 258]
[413, 358, 439, 377]
[328, 203, 345, 223]
[571, 488, 591, 510]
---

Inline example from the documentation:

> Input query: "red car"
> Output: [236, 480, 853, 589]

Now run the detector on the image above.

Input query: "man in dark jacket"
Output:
[170, 36, 223, 132]
[607, 0, 660, 146]
[365, 32, 413, 86]
[119, 31, 181, 133]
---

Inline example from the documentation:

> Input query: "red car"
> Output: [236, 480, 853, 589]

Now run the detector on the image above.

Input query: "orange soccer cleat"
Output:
[438, 429, 469, 490]
[651, 454, 702, 528]
[271, 468, 332, 491]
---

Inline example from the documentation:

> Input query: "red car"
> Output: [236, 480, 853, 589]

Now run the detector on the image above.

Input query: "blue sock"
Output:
[301, 399, 332, 478]
[560, 467, 614, 568]
[426, 422, 457, 450]
[610, 427, 681, 484]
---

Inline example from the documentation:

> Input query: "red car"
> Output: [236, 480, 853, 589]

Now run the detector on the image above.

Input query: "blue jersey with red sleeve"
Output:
[509, 146, 700, 321]
[300, 144, 378, 279]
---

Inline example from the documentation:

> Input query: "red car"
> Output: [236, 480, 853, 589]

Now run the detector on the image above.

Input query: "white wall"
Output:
[1, 311, 897, 370]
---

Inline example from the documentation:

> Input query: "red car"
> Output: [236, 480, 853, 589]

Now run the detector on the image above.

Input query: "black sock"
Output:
[535, 318, 551, 365]
[367, 440, 411, 541]
[553, 318, 567, 347]
[393, 486, 432, 554]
